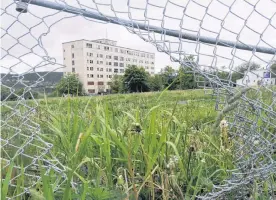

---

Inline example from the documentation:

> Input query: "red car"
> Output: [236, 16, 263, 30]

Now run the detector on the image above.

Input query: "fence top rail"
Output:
[16, 0, 276, 55]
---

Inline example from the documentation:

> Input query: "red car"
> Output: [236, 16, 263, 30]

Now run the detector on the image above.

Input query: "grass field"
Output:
[2, 89, 275, 199]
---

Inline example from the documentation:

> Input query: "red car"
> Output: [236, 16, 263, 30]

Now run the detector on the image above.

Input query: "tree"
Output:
[110, 74, 124, 93]
[270, 61, 276, 78]
[56, 74, 84, 96]
[236, 62, 261, 74]
[231, 62, 261, 83]
[1, 87, 38, 101]
[123, 65, 150, 93]
[177, 67, 197, 90]
[149, 74, 163, 91]
[160, 66, 178, 90]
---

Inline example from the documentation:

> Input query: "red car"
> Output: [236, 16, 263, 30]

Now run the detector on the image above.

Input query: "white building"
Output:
[236, 69, 275, 86]
[62, 39, 155, 94]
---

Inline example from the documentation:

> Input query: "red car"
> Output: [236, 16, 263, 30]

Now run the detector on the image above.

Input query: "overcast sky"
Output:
[1, 0, 276, 75]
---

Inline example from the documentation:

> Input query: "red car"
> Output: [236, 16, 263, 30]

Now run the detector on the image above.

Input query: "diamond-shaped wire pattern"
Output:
[1, 0, 275, 199]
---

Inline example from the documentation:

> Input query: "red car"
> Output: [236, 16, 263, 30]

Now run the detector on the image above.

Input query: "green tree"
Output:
[110, 74, 124, 93]
[270, 61, 276, 78]
[149, 74, 163, 91]
[177, 67, 197, 90]
[160, 66, 178, 90]
[231, 62, 261, 84]
[123, 65, 150, 93]
[56, 74, 84, 96]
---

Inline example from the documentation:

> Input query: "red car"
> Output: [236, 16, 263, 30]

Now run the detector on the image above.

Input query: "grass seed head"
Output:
[219, 119, 228, 129]
[130, 122, 143, 134]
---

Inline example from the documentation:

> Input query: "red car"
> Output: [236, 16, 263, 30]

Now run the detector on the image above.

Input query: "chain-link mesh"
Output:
[1, 0, 276, 199]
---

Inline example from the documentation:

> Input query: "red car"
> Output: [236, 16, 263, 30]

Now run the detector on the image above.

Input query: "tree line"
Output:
[110, 61, 276, 94]
[1, 60, 275, 100]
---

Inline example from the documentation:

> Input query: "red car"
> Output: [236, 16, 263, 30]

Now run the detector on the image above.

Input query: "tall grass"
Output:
[2, 90, 274, 199]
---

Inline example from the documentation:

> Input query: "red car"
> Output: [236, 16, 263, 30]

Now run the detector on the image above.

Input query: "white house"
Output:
[236, 69, 275, 86]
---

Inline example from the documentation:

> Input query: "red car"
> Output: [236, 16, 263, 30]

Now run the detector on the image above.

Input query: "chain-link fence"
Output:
[1, 0, 276, 199]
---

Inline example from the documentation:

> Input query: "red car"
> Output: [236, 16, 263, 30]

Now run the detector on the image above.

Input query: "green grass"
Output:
[1, 89, 275, 199]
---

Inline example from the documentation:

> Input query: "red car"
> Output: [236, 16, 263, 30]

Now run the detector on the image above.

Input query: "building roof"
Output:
[62, 39, 155, 55]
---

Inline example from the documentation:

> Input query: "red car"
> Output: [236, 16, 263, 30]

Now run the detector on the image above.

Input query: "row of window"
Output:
[87, 88, 111, 94]
[67, 45, 154, 59]
[86, 54, 154, 64]
[86, 67, 125, 74]
[88, 81, 111, 85]
[83, 43, 154, 59]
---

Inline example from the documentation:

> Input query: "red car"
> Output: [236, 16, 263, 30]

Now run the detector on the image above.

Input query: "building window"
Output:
[100, 68, 103, 71]
[87, 67, 89, 70]
[120, 69, 124, 73]
[72, 68, 75, 72]
[87, 81, 94, 85]
[151, 62, 154, 64]
[151, 67, 154, 70]
[114, 62, 118, 66]
[88, 89, 95, 93]
[71, 45, 74, 48]
[109, 68, 112, 72]
[90, 60, 93, 64]
[139, 60, 143, 63]
[114, 68, 118, 73]
[72, 60, 75, 65]
[104, 46, 109, 51]
[109, 75, 112, 78]
[87, 74, 89, 77]
[100, 61, 103, 65]
[119, 63, 124, 67]
[127, 50, 133, 55]
[63, 49, 65, 52]
[115, 48, 118, 52]
[86, 43, 92, 48]
[97, 54, 103, 58]
[98, 81, 104, 85]
[106, 55, 112, 59]
[120, 49, 126, 54]
[120, 57, 124, 61]
[90, 67, 93, 70]
[90, 74, 93, 78]
[114, 56, 118, 60]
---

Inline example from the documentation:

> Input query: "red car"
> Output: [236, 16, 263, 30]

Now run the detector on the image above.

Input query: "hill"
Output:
[1, 72, 63, 93]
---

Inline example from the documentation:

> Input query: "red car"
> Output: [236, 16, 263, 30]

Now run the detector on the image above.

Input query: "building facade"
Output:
[62, 39, 155, 94]
[236, 69, 275, 86]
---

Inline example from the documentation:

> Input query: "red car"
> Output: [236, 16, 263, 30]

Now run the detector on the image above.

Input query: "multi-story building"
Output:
[62, 39, 155, 94]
